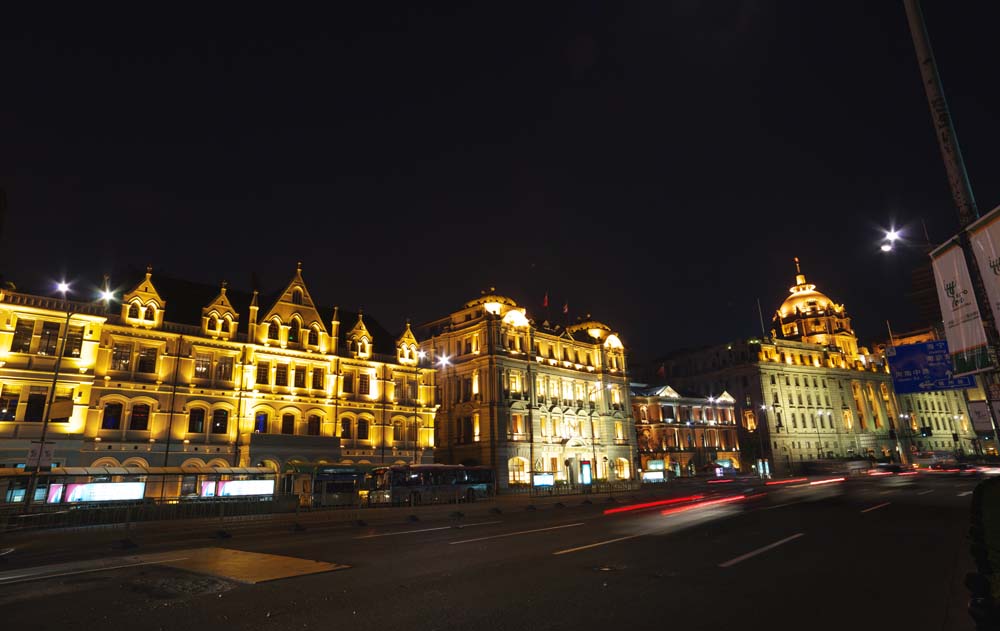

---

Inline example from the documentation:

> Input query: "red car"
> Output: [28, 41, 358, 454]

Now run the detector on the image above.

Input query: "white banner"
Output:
[967, 401, 996, 433]
[969, 205, 1000, 339]
[931, 242, 991, 375]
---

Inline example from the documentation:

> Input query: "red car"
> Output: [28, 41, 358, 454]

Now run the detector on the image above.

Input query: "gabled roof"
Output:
[202, 282, 239, 321]
[259, 263, 328, 333]
[122, 266, 166, 308]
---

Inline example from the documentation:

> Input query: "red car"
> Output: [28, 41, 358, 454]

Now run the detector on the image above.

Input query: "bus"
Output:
[368, 464, 495, 506]
[283, 463, 376, 508]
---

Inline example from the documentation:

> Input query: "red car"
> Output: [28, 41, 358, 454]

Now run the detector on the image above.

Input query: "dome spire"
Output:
[793, 257, 806, 285]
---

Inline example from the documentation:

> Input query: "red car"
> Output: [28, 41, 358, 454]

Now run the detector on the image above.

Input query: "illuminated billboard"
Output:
[216, 479, 274, 497]
[64, 482, 146, 503]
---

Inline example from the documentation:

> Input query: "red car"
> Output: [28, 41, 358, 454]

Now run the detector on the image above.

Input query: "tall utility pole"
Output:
[904, 0, 1000, 449]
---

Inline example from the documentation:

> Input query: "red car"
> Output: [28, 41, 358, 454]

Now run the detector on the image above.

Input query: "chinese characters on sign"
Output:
[887, 341, 976, 394]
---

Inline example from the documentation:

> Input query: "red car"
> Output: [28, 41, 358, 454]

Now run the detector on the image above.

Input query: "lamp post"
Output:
[437, 354, 452, 464]
[413, 350, 427, 465]
[758, 404, 770, 479]
[585, 383, 610, 489]
[25, 281, 115, 510]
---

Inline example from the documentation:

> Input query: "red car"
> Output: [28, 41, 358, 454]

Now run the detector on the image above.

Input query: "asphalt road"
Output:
[0, 474, 981, 631]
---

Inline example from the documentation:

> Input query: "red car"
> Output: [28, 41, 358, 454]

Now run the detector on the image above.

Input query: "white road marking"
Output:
[0, 557, 189, 586]
[761, 502, 800, 511]
[718, 533, 804, 568]
[958, 491, 973, 497]
[861, 502, 891, 513]
[552, 535, 642, 556]
[449, 522, 584, 545]
[355, 521, 502, 539]
[916, 489, 934, 496]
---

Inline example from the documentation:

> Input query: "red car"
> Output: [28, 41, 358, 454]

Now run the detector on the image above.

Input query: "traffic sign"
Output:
[887, 341, 976, 394]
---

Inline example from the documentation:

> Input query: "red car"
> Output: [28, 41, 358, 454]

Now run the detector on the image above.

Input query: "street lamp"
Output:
[24, 281, 115, 510]
[437, 355, 452, 463]
[585, 383, 611, 488]
[880, 228, 902, 252]
[411, 350, 428, 465]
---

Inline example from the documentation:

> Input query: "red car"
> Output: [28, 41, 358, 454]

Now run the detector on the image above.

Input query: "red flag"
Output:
[543, 292, 549, 308]
[562, 301, 568, 314]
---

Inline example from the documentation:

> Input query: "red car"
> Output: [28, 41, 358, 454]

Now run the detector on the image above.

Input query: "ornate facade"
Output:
[0, 265, 437, 475]
[416, 290, 636, 488]
[658, 260, 978, 476]
[630, 386, 739, 478]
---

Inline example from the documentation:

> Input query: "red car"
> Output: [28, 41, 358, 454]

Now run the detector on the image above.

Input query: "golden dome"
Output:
[463, 287, 518, 309]
[775, 258, 839, 319]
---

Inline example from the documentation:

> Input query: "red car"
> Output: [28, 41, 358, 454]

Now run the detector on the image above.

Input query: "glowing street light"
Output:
[56, 281, 70, 295]
[886, 229, 901, 242]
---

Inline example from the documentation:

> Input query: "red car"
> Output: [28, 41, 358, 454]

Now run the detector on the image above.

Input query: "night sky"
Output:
[3, 2, 999, 366]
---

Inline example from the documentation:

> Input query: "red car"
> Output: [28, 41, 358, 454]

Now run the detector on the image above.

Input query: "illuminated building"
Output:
[416, 290, 635, 488]
[0, 265, 437, 476]
[630, 386, 739, 479]
[656, 259, 975, 475]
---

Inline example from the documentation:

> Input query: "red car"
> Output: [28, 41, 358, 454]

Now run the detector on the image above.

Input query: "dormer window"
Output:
[291, 288, 303, 305]
[210, 315, 220, 332]
[144, 305, 156, 321]
[128, 303, 140, 319]
[288, 319, 300, 344]
[308, 326, 318, 346]
[268, 320, 280, 341]
[220, 318, 230, 333]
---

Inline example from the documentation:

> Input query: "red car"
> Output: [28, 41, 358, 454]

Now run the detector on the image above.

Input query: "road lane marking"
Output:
[761, 502, 799, 511]
[718, 533, 804, 568]
[0, 557, 190, 586]
[552, 535, 642, 556]
[916, 489, 934, 496]
[449, 522, 584, 545]
[958, 491, 973, 497]
[355, 521, 502, 539]
[860, 502, 891, 513]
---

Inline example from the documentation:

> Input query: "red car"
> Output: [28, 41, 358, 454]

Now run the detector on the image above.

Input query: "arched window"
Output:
[288, 319, 300, 344]
[211, 409, 228, 434]
[128, 303, 140, 319]
[308, 326, 319, 346]
[254, 411, 268, 433]
[340, 418, 352, 439]
[220, 317, 231, 333]
[102, 403, 123, 430]
[615, 458, 630, 479]
[307, 414, 321, 436]
[129, 403, 150, 430]
[291, 288, 303, 305]
[392, 420, 403, 441]
[357, 419, 370, 440]
[188, 408, 205, 433]
[210, 315, 220, 332]
[268, 320, 280, 340]
[508, 457, 529, 485]
[281, 413, 295, 435]
[640, 406, 648, 421]
[144, 305, 156, 321]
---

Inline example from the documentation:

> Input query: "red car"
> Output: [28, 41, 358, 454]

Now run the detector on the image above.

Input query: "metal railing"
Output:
[503, 479, 642, 497]
[0, 495, 299, 533]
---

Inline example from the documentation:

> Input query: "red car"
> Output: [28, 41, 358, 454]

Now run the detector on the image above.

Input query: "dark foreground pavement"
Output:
[0, 474, 980, 631]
